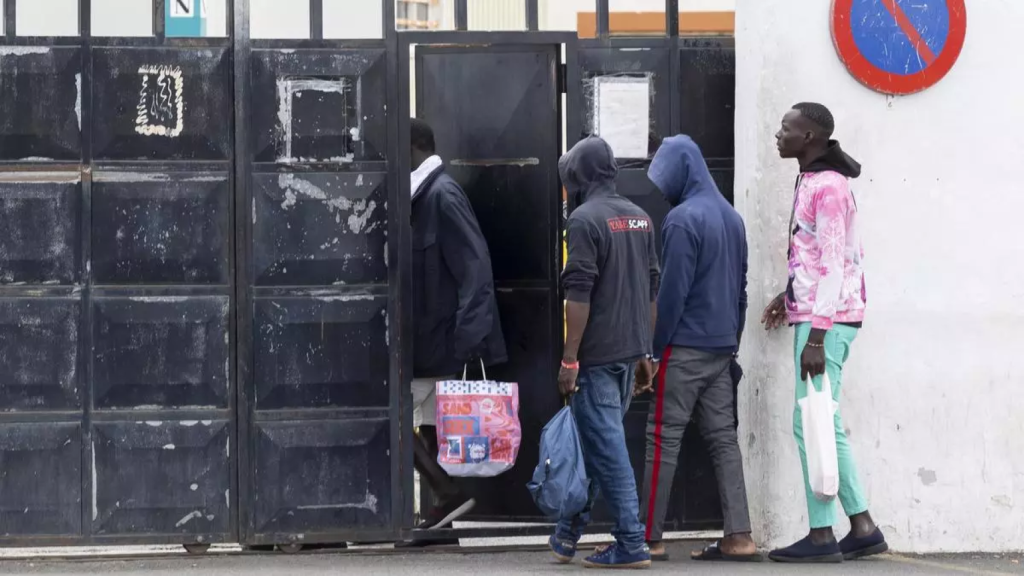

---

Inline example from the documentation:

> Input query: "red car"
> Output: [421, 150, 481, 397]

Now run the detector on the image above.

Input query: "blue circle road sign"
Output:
[832, 0, 967, 95]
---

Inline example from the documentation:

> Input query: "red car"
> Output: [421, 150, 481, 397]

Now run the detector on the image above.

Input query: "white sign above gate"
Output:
[170, 0, 193, 18]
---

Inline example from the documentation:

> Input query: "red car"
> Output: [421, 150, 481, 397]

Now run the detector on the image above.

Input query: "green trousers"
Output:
[793, 323, 869, 529]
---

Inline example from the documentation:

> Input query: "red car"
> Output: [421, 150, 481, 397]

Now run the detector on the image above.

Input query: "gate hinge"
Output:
[557, 63, 567, 94]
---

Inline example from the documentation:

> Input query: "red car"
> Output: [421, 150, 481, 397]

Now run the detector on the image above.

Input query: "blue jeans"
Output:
[556, 361, 645, 553]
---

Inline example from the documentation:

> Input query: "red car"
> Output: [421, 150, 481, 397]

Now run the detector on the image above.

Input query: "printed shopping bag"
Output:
[436, 363, 521, 478]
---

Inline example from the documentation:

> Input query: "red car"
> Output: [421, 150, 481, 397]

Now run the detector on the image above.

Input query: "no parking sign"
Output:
[832, 0, 967, 95]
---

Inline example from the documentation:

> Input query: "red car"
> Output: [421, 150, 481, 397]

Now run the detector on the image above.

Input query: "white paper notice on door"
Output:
[593, 76, 651, 159]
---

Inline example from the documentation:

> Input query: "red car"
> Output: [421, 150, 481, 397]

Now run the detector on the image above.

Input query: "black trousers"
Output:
[414, 425, 459, 504]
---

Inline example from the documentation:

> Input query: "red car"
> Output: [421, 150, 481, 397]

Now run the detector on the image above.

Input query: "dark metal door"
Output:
[571, 35, 737, 532]
[680, 37, 736, 205]
[0, 5, 235, 547]
[234, 20, 401, 544]
[399, 32, 575, 523]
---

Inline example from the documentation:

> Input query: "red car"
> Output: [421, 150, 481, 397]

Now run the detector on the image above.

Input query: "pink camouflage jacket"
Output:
[786, 170, 866, 330]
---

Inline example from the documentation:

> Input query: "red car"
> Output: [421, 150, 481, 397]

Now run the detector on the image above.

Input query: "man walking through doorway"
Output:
[637, 135, 760, 563]
[763, 103, 887, 563]
[409, 118, 507, 530]
[548, 136, 659, 570]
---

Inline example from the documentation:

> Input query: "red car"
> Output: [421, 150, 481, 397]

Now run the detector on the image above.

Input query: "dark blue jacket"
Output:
[648, 135, 748, 359]
[411, 165, 507, 377]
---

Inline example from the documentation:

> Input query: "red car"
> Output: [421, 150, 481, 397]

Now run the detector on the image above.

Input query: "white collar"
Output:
[411, 155, 443, 199]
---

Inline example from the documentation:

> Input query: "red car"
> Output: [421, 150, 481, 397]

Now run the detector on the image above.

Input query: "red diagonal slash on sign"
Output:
[881, 0, 937, 65]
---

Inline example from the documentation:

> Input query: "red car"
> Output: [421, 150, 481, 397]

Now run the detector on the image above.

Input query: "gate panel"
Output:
[87, 39, 234, 544]
[577, 40, 672, 248]
[249, 49, 387, 164]
[239, 43, 397, 544]
[253, 296, 389, 410]
[0, 37, 87, 546]
[662, 37, 738, 529]
[0, 0, 236, 547]
[91, 48, 233, 161]
[0, 176, 81, 285]
[91, 296, 230, 410]
[251, 418, 391, 534]
[680, 37, 736, 203]
[91, 174, 230, 285]
[0, 422, 82, 536]
[252, 172, 387, 287]
[0, 46, 82, 161]
[570, 36, 737, 531]
[414, 42, 564, 520]
[0, 296, 81, 411]
[92, 420, 230, 537]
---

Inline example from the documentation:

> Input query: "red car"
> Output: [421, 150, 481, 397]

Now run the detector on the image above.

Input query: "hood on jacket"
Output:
[803, 140, 861, 178]
[648, 135, 717, 207]
[559, 136, 618, 205]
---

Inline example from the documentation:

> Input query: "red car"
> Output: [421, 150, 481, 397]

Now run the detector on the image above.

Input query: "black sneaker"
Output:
[839, 528, 888, 560]
[768, 535, 843, 563]
[418, 496, 476, 530]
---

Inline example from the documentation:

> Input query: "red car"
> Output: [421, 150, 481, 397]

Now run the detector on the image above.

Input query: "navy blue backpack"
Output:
[527, 406, 590, 519]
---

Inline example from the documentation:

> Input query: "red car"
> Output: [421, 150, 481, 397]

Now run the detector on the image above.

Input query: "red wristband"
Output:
[561, 360, 580, 370]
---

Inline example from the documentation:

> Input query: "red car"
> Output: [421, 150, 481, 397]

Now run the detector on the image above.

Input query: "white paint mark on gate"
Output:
[94, 172, 226, 183]
[91, 443, 98, 521]
[0, 172, 81, 184]
[275, 77, 355, 164]
[75, 73, 82, 131]
[0, 46, 51, 56]
[135, 65, 185, 138]
[296, 492, 379, 514]
[276, 174, 379, 234]
[175, 510, 203, 527]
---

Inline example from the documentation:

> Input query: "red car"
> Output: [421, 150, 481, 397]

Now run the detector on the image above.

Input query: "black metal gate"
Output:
[233, 1, 402, 547]
[568, 1, 737, 532]
[0, 0, 235, 547]
[404, 32, 576, 524]
[0, 0, 735, 550]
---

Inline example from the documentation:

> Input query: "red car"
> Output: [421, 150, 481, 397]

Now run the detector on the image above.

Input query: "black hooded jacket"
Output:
[411, 164, 507, 378]
[560, 137, 661, 367]
[803, 140, 862, 177]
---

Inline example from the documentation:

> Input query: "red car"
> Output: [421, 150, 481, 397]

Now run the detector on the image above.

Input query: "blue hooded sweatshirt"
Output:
[648, 135, 748, 359]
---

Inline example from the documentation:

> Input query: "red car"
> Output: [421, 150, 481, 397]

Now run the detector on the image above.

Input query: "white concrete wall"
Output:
[735, 0, 1024, 554]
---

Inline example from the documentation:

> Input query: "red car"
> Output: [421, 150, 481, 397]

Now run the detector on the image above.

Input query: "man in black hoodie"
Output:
[409, 119, 507, 530]
[548, 137, 659, 569]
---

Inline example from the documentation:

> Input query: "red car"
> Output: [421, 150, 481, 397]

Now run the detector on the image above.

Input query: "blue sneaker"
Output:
[549, 534, 577, 564]
[582, 543, 651, 569]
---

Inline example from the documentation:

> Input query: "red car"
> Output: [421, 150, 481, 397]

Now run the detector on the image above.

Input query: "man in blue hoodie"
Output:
[637, 135, 759, 562]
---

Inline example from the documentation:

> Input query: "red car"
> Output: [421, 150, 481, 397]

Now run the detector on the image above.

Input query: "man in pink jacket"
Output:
[762, 103, 887, 564]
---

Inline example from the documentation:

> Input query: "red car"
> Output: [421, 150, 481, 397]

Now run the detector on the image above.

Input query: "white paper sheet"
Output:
[593, 77, 651, 159]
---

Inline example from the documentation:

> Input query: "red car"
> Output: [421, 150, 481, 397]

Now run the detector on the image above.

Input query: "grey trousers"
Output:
[640, 347, 752, 541]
